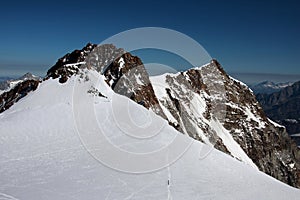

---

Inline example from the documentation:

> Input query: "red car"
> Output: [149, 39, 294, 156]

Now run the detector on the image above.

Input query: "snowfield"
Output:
[0, 69, 299, 199]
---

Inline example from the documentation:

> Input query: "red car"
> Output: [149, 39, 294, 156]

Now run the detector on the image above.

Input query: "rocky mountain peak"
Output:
[85, 44, 165, 115]
[1, 43, 299, 188]
[46, 43, 97, 83]
[19, 72, 36, 80]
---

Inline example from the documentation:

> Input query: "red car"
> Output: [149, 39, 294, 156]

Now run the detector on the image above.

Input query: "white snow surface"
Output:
[268, 118, 285, 128]
[118, 57, 125, 68]
[64, 62, 86, 67]
[0, 69, 299, 199]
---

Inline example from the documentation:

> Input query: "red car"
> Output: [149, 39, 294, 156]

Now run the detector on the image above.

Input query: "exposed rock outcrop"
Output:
[0, 73, 40, 113]
[46, 43, 97, 83]
[0, 79, 39, 113]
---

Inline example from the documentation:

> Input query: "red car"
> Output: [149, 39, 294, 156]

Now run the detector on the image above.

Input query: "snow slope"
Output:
[150, 69, 259, 169]
[0, 69, 299, 199]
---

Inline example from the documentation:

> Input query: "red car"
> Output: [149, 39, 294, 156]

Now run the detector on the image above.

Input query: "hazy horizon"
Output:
[1, 67, 300, 86]
[1, 0, 300, 79]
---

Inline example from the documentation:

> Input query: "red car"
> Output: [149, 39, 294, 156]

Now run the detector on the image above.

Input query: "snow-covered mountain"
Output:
[0, 73, 40, 94]
[0, 73, 40, 113]
[0, 43, 300, 199]
[149, 60, 300, 188]
[251, 81, 294, 94]
[1, 67, 300, 200]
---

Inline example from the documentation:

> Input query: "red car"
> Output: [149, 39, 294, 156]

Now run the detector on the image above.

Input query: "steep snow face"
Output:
[1, 69, 299, 199]
[150, 60, 300, 188]
[150, 63, 258, 169]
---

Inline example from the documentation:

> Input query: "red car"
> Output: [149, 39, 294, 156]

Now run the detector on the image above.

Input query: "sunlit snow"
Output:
[0, 69, 299, 199]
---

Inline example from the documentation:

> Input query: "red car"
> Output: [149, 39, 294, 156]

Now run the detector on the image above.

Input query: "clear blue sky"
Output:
[0, 0, 299, 80]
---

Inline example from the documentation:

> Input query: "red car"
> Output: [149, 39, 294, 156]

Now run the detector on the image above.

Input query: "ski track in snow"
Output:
[0, 192, 19, 200]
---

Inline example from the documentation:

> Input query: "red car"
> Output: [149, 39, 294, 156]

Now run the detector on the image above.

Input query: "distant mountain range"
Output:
[250, 81, 295, 94]
[0, 73, 40, 93]
[0, 76, 13, 82]
[256, 81, 300, 146]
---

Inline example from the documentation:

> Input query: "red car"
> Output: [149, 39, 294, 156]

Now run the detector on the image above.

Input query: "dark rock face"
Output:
[221, 76, 300, 188]
[103, 52, 162, 112]
[82, 44, 164, 116]
[220, 66, 300, 188]
[0, 79, 39, 113]
[0, 73, 39, 91]
[0, 73, 40, 113]
[256, 81, 300, 143]
[46, 43, 97, 83]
